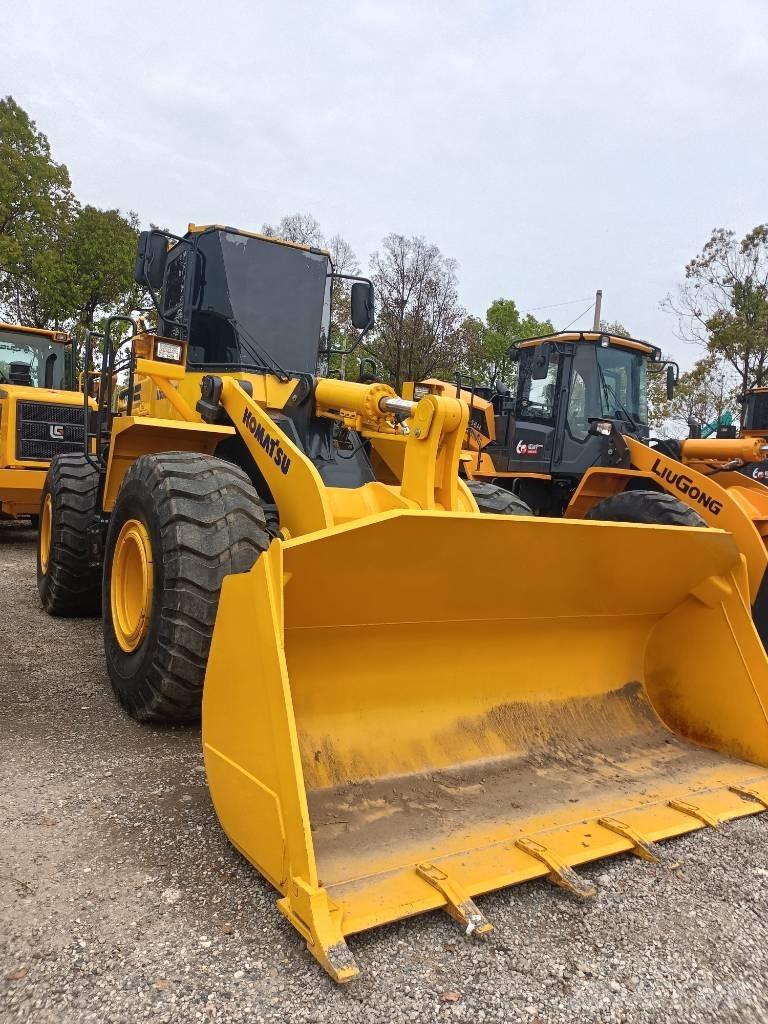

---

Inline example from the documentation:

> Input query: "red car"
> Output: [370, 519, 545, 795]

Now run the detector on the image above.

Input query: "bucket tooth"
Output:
[667, 799, 720, 828]
[598, 816, 666, 863]
[277, 880, 359, 983]
[729, 784, 768, 810]
[416, 863, 493, 936]
[515, 838, 597, 897]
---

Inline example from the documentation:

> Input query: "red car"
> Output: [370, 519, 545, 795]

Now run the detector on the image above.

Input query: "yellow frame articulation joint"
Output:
[667, 799, 720, 828]
[416, 863, 493, 936]
[598, 816, 666, 863]
[514, 839, 596, 897]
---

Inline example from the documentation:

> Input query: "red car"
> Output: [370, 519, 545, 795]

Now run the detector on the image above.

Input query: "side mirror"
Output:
[665, 363, 676, 401]
[495, 380, 510, 396]
[531, 344, 550, 380]
[134, 230, 169, 290]
[351, 281, 375, 330]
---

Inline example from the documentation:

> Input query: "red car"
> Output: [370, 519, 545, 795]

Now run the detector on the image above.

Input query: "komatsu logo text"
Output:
[650, 458, 722, 515]
[242, 409, 291, 475]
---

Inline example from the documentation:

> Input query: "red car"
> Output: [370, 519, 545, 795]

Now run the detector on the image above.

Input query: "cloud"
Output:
[4, 0, 767, 364]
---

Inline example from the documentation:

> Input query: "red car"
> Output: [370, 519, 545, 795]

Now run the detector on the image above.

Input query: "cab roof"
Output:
[186, 224, 331, 259]
[514, 330, 661, 360]
[0, 322, 70, 343]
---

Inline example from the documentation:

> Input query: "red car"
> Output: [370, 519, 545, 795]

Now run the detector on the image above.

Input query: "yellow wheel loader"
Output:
[405, 331, 768, 643]
[729, 386, 768, 484]
[0, 322, 87, 526]
[38, 228, 768, 982]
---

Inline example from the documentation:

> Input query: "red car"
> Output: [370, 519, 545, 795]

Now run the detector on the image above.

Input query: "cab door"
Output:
[502, 343, 562, 474]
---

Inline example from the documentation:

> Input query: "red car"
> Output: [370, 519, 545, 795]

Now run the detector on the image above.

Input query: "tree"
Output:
[669, 356, 735, 431]
[0, 96, 76, 325]
[326, 233, 361, 374]
[663, 226, 768, 395]
[365, 234, 466, 391]
[0, 98, 140, 338]
[599, 319, 630, 338]
[460, 299, 553, 387]
[261, 212, 325, 248]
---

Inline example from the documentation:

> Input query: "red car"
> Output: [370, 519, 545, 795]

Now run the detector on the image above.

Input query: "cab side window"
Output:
[518, 349, 559, 423]
[567, 370, 589, 440]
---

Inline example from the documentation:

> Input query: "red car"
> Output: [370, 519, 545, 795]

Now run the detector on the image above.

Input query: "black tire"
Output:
[466, 480, 534, 516]
[103, 452, 270, 723]
[586, 489, 707, 527]
[37, 454, 101, 616]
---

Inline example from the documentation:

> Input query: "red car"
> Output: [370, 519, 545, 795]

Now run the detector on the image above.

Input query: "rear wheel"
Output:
[466, 480, 534, 516]
[103, 452, 270, 723]
[37, 454, 101, 616]
[586, 489, 707, 527]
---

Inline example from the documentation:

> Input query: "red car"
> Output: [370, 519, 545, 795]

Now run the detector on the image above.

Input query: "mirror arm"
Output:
[325, 324, 372, 357]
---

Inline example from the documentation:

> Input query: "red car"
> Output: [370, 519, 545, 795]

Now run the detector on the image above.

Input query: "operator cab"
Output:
[0, 324, 73, 390]
[136, 224, 374, 379]
[742, 389, 768, 437]
[490, 331, 674, 510]
[132, 224, 377, 492]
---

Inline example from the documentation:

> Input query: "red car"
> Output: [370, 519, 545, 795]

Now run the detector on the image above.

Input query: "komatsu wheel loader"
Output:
[38, 228, 768, 981]
[405, 331, 768, 641]
[0, 322, 85, 525]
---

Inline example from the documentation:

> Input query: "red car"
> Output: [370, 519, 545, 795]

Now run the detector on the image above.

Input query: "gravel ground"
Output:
[2, 522, 768, 1024]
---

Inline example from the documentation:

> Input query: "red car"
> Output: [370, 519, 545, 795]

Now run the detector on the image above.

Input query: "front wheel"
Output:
[37, 454, 101, 616]
[466, 480, 534, 516]
[103, 452, 270, 723]
[586, 489, 707, 527]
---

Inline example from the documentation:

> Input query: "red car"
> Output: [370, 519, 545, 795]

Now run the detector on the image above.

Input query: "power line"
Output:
[520, 296, 593, 314]
[561, 303, 596, 332]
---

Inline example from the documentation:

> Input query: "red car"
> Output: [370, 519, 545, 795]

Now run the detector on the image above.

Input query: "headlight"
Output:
[155, 340, 183, 363]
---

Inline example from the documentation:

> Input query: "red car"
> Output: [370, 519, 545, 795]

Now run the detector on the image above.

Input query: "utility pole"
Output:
[592, 289, 602, 331]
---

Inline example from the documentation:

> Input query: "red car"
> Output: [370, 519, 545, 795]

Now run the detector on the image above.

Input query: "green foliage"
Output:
[0, 97, 139, 339]
[664, 225, 768, 394]
[599, 319, 630, 338]
[462, 299, 553, 387]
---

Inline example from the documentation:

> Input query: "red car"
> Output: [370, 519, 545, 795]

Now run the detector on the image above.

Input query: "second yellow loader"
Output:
[38, 225, 768, 981]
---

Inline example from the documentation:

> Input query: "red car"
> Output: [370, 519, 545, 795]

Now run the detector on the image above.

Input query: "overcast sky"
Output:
[6, 0, 767, 366]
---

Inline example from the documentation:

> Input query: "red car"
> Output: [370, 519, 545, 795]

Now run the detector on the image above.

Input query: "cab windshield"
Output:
[567, 343, 649, 440]
[164, 230, 332, 375]
[595, 345, 648, 424]
[743, 392, 768, 431]
[0, 329, 69, 389]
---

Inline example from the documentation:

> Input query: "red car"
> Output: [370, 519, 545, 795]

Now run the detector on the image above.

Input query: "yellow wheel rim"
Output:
[111, 518, 154, 653]
[39, 493, 53, 574]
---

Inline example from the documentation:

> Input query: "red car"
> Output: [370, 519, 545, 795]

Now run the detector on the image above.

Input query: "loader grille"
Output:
[15, 400, 85, 462]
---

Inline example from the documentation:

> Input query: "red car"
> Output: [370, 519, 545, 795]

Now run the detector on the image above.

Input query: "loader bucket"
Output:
[202, 512, 768, 981]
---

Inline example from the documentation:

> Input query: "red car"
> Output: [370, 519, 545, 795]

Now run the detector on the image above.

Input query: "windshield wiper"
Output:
[597, 362, 641, 432]
[228, 316, 291, 383]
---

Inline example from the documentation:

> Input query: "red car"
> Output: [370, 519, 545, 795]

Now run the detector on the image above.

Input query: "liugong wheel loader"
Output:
[0, 322, 86, 525]
[406, 330, 768, 641]
[38, 227, 768, 981]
